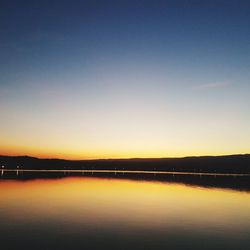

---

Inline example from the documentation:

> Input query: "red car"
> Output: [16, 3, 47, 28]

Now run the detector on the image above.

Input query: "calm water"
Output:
[1, 173, 250, 249]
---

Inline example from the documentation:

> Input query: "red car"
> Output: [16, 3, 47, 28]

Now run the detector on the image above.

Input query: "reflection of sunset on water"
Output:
[1, 177, 250, 234]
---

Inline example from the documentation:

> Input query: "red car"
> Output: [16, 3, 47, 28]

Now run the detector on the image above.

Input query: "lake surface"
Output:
[1, 172, 250, 249]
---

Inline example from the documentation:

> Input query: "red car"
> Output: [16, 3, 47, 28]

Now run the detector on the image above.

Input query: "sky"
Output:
[0, 0, 249, 159]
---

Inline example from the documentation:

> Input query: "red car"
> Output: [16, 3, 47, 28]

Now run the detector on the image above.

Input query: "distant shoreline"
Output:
[1, 154, 250, 174]
[2, 169, 250, 176]
[2, 167, 250, 193]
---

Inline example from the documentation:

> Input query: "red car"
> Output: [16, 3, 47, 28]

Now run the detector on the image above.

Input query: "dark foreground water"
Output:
[1, 171, 250, 250]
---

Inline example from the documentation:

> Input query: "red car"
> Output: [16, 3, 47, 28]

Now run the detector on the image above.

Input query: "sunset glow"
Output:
[1, 1, 249, 159]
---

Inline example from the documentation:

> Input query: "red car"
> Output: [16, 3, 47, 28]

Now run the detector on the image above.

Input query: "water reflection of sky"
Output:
[1, 177, 250, 249]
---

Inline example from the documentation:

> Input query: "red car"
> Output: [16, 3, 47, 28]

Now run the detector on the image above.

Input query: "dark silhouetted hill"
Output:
[1, 154, 250, 174]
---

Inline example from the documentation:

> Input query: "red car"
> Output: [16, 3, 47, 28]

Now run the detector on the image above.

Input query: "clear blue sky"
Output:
[0, 0, 249, 159]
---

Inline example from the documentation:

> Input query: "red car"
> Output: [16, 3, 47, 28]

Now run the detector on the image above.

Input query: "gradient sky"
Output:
[0, 0, 249, 159]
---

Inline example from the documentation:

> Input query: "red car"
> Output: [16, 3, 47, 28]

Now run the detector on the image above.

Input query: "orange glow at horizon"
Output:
[1, 140, 250, 160]
[1, 146, 250, 160]
[1, 72, 249, 160]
